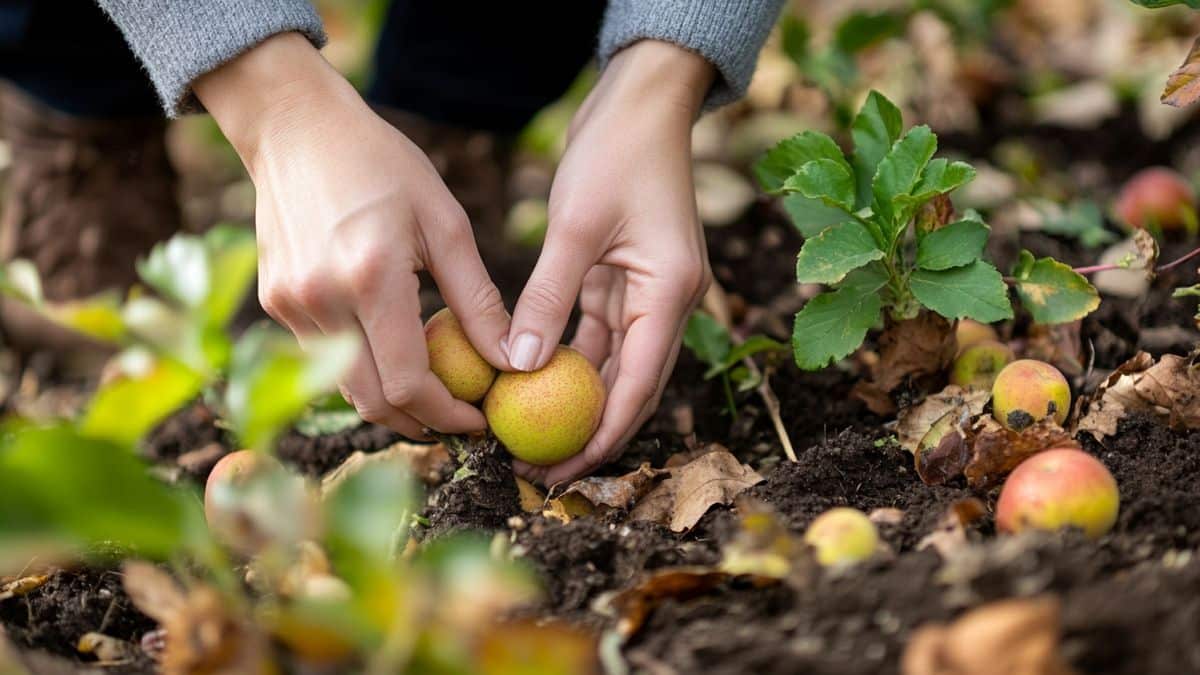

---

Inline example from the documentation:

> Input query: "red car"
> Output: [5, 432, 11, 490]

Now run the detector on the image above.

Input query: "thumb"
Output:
[506, 229, 596, 371]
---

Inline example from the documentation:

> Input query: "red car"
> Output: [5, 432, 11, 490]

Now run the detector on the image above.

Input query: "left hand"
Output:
[508, 40, 715, 486]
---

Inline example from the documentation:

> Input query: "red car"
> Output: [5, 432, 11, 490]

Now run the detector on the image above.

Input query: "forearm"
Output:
[94, 0, 326, 116]
[598, 0, 786, 110]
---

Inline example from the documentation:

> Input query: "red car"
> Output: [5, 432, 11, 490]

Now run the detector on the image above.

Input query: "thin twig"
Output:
[1071, 244, 1200, 276]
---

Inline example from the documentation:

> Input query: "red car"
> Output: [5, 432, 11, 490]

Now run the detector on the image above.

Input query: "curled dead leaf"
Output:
[854, 313, 958, 416]
[917, 498, 987, 559]
[0, 574, 50, 601]
[607, 568, 730, 640]
[1162, 36, 1200, 108]
[963, 418, 1078, 490]
[897, 385, 991, 455]
[554, 463, 666, 512]
[515, 477, 546, 513]
[903, 596, 1077, 675]
[915, 410, 973, 486]
[1076, 350, 1200, 442]
[321, 441, 449, 494]
[630, 448, 763, 532]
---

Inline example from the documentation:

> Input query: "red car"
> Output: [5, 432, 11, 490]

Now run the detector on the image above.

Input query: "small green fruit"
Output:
[484, 346, 604, 465]
[955, 319, 999, 354]
[950, 340, 1013, 389]
[425, 308, 497, 403]
[996, 448, 1119, 538]
[991, 359, 1070, 431]
[804, 507, 879, 567]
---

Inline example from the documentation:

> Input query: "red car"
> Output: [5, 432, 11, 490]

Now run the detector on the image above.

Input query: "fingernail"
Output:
[508, 332, 542, 371]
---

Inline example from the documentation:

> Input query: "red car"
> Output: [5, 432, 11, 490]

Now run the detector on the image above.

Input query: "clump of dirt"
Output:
[275, 423, 403, 477]
[0, 567, 156, 674]
[142, 402, 228, 465]
[422, 437, 521, 538]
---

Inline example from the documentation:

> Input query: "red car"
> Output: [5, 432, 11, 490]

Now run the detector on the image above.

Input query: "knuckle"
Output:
[520, 281, 572, 319]
[258, 283, 288, 319]
[380, 375, 420, 409]
[354, 401, 387, 425]
[343, 251, 387, 296]
[467, 278, 506, 319]
[291, 273, 330, 310]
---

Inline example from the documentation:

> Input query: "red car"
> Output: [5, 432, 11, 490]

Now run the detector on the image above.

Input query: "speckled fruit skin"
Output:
[991, 359, 1070, 431]
[803, 507, 879, 567]
[1114, 167, 1195, 230]
[424, 307, 497, 403]
[996, 448, 1119, 538]
[204, 450, 276, 533]
[950, 340, 1013, 389]
[484, 346, 604, 465]
[955, 320, 999, 354]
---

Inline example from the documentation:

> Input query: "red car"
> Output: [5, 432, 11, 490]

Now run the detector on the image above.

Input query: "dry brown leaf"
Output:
[917, 498, 987, 559]
[897, 385, 991, 454]
[608, 568, 730, 640]
[556, 463, 667, 512]
[963, 417, 1078, 490]
[1076, 351, 1200, 442]
[903, 596, 1077, 675]
[320, 441, 449, 494]
[636, 449, 763, 532]
[854, 313, 958, 415]
[1022, 321, 1084, 377]
[515, 477, 546, 513]
[1163, 36, 1200, 108]
[542, 493, 597, 524]
[0, 574, 50, 601]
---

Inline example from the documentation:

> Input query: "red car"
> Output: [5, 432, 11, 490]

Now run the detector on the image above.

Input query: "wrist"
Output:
[194, 32, 360, 174]
[600, 40, 715, 120]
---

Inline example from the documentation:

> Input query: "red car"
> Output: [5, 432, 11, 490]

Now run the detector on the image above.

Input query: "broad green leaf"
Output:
[122, 296, 228, 375]
[872, 125, 938, 227]
[782, 194, 854, 238]
[784, 159, 857, 211]
[1129, 0, 1200, 8]
[201, 225, 258, 328]
[792, 265, 887, 370]
[45, 294, 127, 343]
[683, 312, 732, 367]
[795, 221, 884, 284]
[137, 234, 210, 309]
[1013, 257, 1101, 324]
[834, 11, 905, 54]
[81, 350, 205, 448]
[226, 324, 359, 451]
[779, 14, 810, 66]
[915, 220, 989, 271]
[910, 260, 1013, 323]
[0, 424, 205, 560]
[902, 158, 976, 204]
[1039, 200, 1118, 248]
[851, 91, 904, 209]
[295, 395, 363, 437]
[703, 335, 787, 380]
[754, 131, 848, 192]
[324, 454, 418, 569]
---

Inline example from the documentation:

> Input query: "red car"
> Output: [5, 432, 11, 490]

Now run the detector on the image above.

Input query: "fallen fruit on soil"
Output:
[995, 448, 1119, 538]
[484, 346, 604, 465]
[425, 307, 497, 403]
[204, 450, 280, 545]
[950, 340, 1013, 389]
[1113, 166, 1195, 230]
[804, 507, 879, 567]
[955, 320, 999, 354]
[991, 359, 1070, 431]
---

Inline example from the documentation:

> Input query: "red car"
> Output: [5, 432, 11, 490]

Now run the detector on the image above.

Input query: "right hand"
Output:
[195, 33, 511, 439]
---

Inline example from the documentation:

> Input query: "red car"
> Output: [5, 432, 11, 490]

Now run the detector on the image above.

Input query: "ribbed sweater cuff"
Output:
[598, 0, 785, 110]
[96, 0, 326, 117]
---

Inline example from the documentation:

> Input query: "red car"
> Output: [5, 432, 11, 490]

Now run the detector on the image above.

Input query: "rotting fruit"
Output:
[803, 507, 879, 567]
[955, 319, 999, 354]
[996, 448, 1119, 538]
[950, 340, 1013, 389]
[1113, 166, 1195, 230]
[991, 359, 1070, 431]
[484, 346, 604, 466]
[425, 307, 497, 403]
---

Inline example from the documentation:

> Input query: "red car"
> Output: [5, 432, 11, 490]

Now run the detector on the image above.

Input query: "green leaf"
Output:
[910, 260, 1014, 323]
[137, 235, 210, 309]
[1128, 0, 1200, 8]
[1012, 256, 1101, 324]
[703, 335, 787, 380]
[1039, 200, 1117, 248]
[754, 131, 848, 193]
[779, 14, 810, 66]
[872, 125, 938, 226]
[200, 225, 258, 328]
[683, 312, 732, 368]
[0, 424, 205, 562]
[915, 220, 989, 271]
[903, 159, 977, 204]
[80, 350, 205, 448]
[784, 159, 857, 211]
[324, 453, 418, 570]
[225, 324, 359, 451]
[795, 221, 885, 284]
[782, 194, 854, 238]
[851, 91, 904, 209]
[834, 11, 905, 54]
[294, 395, 363, 437]
[792, 265, 887, 370]
[137, 225, 257, 328]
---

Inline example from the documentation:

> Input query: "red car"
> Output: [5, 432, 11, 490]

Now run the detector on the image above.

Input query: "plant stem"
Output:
[1070, 245, 1200, 276]
[721, 374, 737, 418]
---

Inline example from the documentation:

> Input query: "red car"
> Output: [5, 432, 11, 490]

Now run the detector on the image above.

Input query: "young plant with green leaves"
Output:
[683, 311, 786, 415]
[756, 91, 1099, 370]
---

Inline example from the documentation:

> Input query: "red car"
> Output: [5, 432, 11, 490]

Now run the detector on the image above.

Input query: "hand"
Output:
[195, 33, 510, 439]
[509, 41, 715, 486]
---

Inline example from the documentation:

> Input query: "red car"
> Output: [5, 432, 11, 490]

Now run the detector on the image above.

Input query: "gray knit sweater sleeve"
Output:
[598, 0, 786, 109]
[94, 0, 326, 116]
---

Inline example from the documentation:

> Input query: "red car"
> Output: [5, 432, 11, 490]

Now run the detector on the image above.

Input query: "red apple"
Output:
[1113, 167, 1195, 230]
[996, 448, 1119, 539]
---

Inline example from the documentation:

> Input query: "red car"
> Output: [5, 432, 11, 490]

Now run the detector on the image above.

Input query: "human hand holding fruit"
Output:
[194, 33, 511, 440]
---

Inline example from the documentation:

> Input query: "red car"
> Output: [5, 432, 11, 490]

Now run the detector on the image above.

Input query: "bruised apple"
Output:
[996, 448, 1119, 538]
[804, 507, 879, 567]
[991, 359, 1070, 431]
[484, 346, 604, 465]
[425, 307, 497, 403]
[1113, 166, 1195, 231]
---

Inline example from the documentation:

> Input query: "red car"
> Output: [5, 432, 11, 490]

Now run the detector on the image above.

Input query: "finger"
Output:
[541, 301, 684, 486]
[421, 204, 512, 369]
[507, 225, 600, 371]
[357, 267, 487, 433]
[570, 266, 617, 368]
